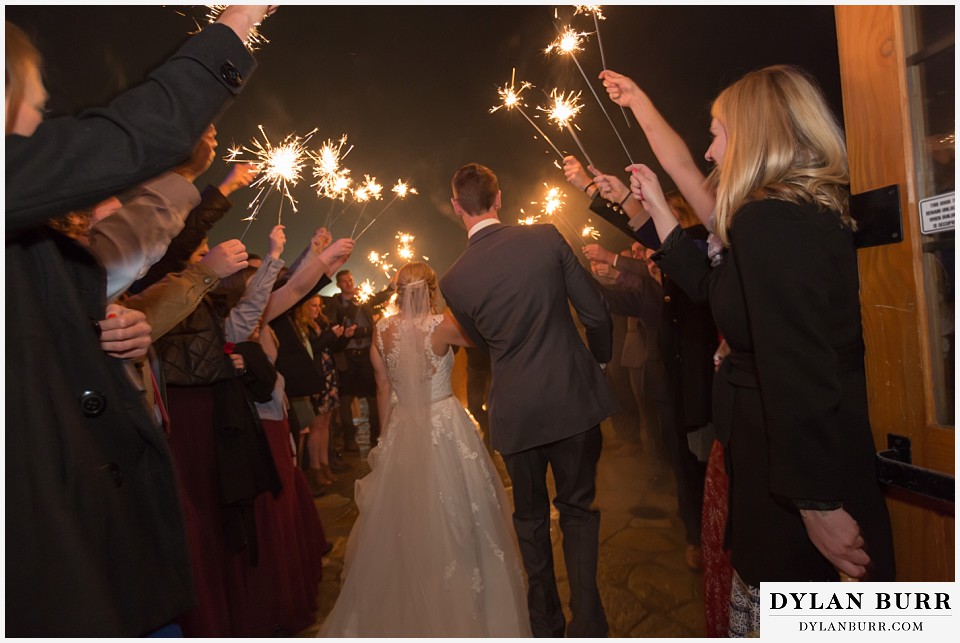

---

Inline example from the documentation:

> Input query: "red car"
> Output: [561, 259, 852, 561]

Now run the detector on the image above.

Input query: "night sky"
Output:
[6, 3, 843, 295]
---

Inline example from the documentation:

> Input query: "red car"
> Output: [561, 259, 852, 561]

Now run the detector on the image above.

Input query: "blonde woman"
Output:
[321, 262, 530, 637]
[625, 66, 894, 635]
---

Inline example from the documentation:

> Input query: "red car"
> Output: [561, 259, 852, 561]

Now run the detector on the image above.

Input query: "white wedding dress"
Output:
[320, 314, 530, 638]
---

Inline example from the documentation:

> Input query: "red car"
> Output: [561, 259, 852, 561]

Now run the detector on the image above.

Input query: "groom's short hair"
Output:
[452, 163, 499, 215]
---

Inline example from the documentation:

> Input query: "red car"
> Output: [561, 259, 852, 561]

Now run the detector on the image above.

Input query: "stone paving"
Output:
[299, 395, 706, 638]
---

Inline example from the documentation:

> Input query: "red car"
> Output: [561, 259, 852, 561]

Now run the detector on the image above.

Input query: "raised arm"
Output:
[224, 225, 285, 343]
[6, 13, 269, 228]
[260, 233, 355, 323]
[600, 70, 715, 225]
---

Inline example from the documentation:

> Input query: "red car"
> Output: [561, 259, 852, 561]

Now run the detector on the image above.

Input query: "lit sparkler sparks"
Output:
[312, 134, 354, 200]
[581, 222, 601, 240]
[348, 175, 384, 238]
[490, 69, 565, 160]
[546, 24, 634, 162]
[203, 5, 270, 51]
[356, 279, 377, 304]
[396, 232, 416, 261]
[534, 184, 582, 242]
[354, 180, 419, 241]
[368, 250, 395, 278]
[574, 4, 605, 20]
[539, 89, 596, 169]
[225, 125, 316, 232]
[517, 210, 541, 226]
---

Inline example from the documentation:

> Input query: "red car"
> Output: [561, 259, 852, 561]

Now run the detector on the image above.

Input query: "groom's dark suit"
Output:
[441, 222, 617, 637]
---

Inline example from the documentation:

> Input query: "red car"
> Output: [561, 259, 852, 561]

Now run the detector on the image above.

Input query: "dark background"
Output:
[7, 4, 843, 294]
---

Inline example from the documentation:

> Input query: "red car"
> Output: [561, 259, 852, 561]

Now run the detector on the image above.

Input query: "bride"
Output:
[320, 262, 530, 637]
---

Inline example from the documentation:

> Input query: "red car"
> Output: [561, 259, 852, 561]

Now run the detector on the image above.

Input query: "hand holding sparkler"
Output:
[582, 243, 617, 265]
[590, 260, 620, 284]
[310, 226, 333, 254]
[200, 239, 250, 278]
[213, 5, 278, 47]
[627, 163, 677, 241]
[562, 155, 596, 193]
[599, 69, 642, 111]
[593, 172, 633, 208]
[318, 237, 356, 276]
[173, 125, 218, 182]
[267, 224, 286, 259]
[219, 162, 260, 197]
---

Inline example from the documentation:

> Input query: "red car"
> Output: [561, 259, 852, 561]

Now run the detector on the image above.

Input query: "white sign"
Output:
[919, 191, 955, 235]
[762, 581, 956, 640]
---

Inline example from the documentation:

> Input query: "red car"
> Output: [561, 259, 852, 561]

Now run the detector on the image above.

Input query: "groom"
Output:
[440, 163, 617, 637]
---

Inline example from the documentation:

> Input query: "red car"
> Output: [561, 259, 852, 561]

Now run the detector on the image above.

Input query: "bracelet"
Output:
[619, 193, 631, 207]
[583, 180, 596, 194]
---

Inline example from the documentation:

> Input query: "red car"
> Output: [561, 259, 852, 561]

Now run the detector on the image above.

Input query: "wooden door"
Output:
[835, 5, 954, 581]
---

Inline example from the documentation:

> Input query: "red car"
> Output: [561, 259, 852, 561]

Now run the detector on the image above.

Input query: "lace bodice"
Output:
[376, 314, 453, 402]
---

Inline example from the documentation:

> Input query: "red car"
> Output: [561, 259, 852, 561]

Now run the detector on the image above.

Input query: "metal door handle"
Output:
[877, 434, 954, 505]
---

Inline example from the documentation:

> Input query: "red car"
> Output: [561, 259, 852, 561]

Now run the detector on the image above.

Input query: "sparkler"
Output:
[534, 184, 581, 242]
[490, 69, 565, 160]
[581, 221, 602, 241]
[349, 175, 384, 238]
[517, 210, 542, 226]
[368, 250, 395, 278]
[395, 232, 416, 262]
[573, 4, 631, 128]
[225, 125, 316, 238]
[539, 89, 596, 169]
[355, 279, 378, 304]
[312, 135, 355, 228]
[354, 180, 418, 242]
[546, 25, 634, 164]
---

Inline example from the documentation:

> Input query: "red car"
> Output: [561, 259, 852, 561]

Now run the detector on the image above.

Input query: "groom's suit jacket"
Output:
[440, 223, 618, 455]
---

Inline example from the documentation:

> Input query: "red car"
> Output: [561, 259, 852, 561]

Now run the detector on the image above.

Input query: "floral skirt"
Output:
[311, 350, 340, 414]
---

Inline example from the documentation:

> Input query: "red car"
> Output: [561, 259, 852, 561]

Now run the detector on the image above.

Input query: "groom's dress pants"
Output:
[502, 425, 607, 638]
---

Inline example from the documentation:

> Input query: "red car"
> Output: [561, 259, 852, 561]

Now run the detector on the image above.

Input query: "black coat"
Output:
[654, 226, 718, 430]
[5, 24, 255, 636]
[440, 223, 618, 455]
[654, 200, 894, 584]
[269, 275, 333, 398]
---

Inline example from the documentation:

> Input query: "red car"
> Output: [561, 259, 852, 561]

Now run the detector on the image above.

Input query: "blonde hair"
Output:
[5, 22, 42, 135]
[710, 65, 851, 245]
[293, 295, 323, 340]
[396, 262, 440, 313]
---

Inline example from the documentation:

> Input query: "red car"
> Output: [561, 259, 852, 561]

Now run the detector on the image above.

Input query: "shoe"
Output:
[685, 545, 702, 572]
[343, 441, 360, 453]
[328, 458, 351, 473]
[319, 463, 338, 484]
[308, 467, 334, 495]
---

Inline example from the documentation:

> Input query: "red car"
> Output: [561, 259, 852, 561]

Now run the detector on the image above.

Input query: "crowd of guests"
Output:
[5, 7, 362, 637]
[555, 64, 895, 637]
[7, 4, 895, 639]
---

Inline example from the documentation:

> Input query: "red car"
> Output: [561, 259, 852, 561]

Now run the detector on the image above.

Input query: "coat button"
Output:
[220, 62, 242, 87]
[105, 462, 124, 487]
[663, 295, 671, 303]
[79, 390, 107, 417]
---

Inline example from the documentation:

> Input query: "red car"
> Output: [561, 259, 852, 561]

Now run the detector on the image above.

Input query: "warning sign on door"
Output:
[919, 192, 955, 235]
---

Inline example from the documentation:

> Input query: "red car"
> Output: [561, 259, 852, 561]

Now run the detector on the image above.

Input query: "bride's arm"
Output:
[435, 312, 475, 349]
[370, 328, 393, 436]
